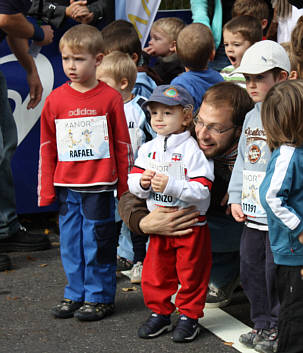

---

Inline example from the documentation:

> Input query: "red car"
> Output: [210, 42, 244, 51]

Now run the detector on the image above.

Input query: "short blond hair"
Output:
[177, 23, 214, 71]
[59, 24, 103, 55]
[261, 80, 303, 151]
[97, 51, 137, 91]
[152, 17, 185, 42]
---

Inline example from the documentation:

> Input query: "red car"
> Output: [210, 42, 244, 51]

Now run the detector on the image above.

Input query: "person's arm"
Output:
[190, 0, 210, 27]
[118, 191, 200, 236]
[0, 13, 53, 45]
[261, 146, 303, 238]
[6, 36, 42, 109]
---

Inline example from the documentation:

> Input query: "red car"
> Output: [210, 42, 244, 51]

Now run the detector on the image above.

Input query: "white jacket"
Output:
[128, 131, 214, 216]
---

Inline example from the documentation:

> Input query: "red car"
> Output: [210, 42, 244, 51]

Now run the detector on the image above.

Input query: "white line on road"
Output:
[200, 308, 254, 353]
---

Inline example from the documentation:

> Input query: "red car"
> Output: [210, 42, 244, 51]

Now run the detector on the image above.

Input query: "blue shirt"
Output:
[171, 69, 224, 112]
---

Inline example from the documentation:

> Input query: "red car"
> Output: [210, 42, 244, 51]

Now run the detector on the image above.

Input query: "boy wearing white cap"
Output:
[128, 85, 214, 343]
[228, 40, 290, 353]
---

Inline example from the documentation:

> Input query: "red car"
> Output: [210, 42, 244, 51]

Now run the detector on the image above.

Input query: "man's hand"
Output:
[140, 169, 155, 189]
[7, 36, 43, 109]
[35, 25, 54, 46]
[231, 203, 246, 222]
[139, 206, 200, 236]
[27, 69, 42, 109]
[151, 173, 169, 193]
[298, 231, 303, 244]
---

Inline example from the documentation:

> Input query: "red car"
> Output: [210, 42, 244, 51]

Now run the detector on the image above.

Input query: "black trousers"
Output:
[277, 265, 303, 353]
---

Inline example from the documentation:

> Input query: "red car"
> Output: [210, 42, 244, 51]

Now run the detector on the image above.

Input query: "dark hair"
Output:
[232, 0, 270, 21]
[100, 20, 142, 58]
[203, 82, 254, 126]
[223, 15, 263, 45]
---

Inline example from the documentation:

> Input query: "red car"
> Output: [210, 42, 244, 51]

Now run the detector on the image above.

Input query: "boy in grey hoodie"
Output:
[228, 41, 289, 353]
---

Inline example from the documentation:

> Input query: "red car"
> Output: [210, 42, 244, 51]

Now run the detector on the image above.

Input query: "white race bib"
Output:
[147, 160, 186, 207]
[55, 115, 110, 162]
[241, 170, 266, 218]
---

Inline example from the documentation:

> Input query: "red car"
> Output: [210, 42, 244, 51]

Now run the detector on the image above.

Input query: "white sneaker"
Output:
[121, 261, 143, 284]
[130, 261, 143, 283]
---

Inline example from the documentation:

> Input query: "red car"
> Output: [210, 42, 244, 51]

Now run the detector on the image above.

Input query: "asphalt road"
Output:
[0, 214, 252, 353]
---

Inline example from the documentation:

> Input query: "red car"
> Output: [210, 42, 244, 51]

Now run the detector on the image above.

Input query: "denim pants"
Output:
[0, 71, 19, 238]
[240, 225, 280, 329]
[58, 188, 116, 303]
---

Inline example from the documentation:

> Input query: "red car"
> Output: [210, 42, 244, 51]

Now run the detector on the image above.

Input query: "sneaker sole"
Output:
[172, 325, 201, 343]
[0, 242, 51, 253]
[74, 310, 114, 322]
[138, 324, 173, 339]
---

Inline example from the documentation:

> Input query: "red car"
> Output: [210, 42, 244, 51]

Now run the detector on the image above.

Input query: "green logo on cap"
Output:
[164, 87, 178, 98]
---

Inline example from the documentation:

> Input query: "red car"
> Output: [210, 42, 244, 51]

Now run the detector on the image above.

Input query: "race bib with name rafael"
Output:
[55, 116, 110, 162]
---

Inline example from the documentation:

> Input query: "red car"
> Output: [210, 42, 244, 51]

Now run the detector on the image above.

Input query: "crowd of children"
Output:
[34, 1, 303, 352]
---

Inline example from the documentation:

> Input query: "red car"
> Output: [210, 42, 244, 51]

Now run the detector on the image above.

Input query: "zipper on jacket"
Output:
[164, 136, 169, 152]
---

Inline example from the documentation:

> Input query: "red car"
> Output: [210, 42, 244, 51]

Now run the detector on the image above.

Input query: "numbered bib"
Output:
[55, 115, 110, 162]
[128, 127, 143, 159]
[147, 160, 186, 207]
[241, 170, 266, 218]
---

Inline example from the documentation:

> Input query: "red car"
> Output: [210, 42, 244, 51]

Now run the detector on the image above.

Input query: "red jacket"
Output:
[38, 81, 132, 206]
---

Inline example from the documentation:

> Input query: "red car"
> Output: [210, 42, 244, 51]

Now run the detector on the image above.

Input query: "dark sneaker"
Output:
[138, 312, 172, 339]
[205, 276, 240, 308]
[116, 256, 133, 272]
[172, 314, 201, 343]
[254, 329, 278, 353]
[74, 302, 115, 321]
[0, 254, 11, 271]
[51, 299, 83, 319]
[0, 226, 51, 252]
[239, 329, 271, 348]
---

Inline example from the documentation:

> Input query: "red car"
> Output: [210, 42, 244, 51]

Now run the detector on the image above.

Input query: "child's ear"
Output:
[289, 70, 298, 80]
[96, 53, 104, 66]
[209, 49, 216, 62]
[278, 70, 289, 82]
[182, 107, 193, 127]
[120, 77, 129, 91]
[169, 40, 177, 53]
[261, 19, 268, 30]
[131, 53, 139, 64]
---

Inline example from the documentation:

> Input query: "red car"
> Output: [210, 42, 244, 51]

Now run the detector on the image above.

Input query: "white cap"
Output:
[232, 40, 290, 75]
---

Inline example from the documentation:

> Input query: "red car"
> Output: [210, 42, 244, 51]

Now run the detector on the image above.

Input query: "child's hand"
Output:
[231, 203, 247, 222]
[140, 169, 155, 189]
[298, 231, 303, 244]
[151, 173, 169, 193]
[143, 45, 156, 56]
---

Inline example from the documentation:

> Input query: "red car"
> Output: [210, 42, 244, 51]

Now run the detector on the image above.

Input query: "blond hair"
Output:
[176, 23, 214, 71]
[97, 51, 137, 91]
[152, 17, 185, 42]
[59, 24, 103, 55]
[261, 80, 303, 151]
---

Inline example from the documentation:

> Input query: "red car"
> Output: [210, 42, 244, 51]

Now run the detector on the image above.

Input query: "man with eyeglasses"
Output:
[118, 81, 254, 308]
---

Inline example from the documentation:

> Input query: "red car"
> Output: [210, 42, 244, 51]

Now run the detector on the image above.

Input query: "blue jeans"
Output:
[58, 188, 116, 303]
[0, 71, 19, 238]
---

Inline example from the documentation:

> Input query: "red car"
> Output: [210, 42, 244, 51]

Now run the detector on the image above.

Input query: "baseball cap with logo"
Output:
[142, 85, 194, 109]
[232, 40, 290, 75]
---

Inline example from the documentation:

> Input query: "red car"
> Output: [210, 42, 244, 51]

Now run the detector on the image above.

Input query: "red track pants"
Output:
[141, 225, 212, 319]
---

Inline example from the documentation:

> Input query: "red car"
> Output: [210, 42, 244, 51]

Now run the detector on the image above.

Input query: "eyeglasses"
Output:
[193, 116, 236, 135]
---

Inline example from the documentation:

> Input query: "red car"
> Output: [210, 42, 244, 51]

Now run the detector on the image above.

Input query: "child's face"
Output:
[97, 69, 122, 94]
[147, 28, 175, 57]
[148, 102, 190, 136]
[61, 45, 101, 89]
[244, 71, 282, 103]
[223, 30, 251, 68]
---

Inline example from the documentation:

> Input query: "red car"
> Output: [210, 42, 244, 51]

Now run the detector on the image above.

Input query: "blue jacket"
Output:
[260, 145, 303, 266]
[171, 69, 223, 113]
